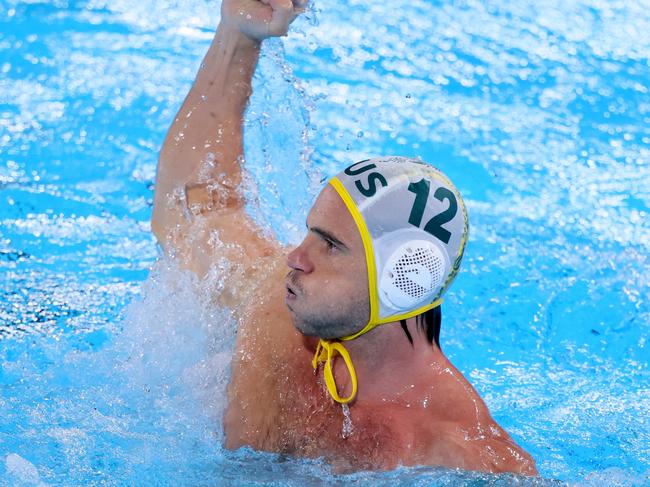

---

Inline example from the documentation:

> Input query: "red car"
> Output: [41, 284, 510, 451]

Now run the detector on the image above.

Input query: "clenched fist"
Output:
[221, 0, 307, 41]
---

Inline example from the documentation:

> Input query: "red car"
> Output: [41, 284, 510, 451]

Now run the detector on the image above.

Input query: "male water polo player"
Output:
[151, 0, 537, 475]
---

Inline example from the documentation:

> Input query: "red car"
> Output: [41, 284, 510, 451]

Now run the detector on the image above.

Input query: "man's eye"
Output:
[325, 239, 337, 251]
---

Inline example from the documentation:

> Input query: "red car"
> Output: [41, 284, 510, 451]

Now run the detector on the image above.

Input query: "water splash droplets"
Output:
[341, 403, 354, 439]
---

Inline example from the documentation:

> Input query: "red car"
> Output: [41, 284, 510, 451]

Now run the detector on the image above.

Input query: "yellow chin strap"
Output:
[311, 298, 442, 405]
[311, 340, 358, 404]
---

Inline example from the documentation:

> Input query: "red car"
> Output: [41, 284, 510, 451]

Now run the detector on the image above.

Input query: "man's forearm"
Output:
[152, 0, 304, 243]
[153, 24, 260, 228]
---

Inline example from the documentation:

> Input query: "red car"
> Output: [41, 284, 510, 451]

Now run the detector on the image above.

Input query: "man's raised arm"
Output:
[151, 0, 304, 264]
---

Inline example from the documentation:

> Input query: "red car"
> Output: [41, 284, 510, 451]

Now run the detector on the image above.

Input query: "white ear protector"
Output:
[376, 230, 449, 312]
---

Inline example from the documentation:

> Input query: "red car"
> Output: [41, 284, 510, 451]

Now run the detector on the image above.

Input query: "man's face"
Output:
[285, 185, 370, 339]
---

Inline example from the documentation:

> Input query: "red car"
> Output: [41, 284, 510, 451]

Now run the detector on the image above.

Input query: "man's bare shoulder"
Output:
[403, 383, 538, 475]
[339, 355, 537, 475]
[415, 359, 537, 474]
[424, 421, 538, 475]
[353, 404, 537, 475]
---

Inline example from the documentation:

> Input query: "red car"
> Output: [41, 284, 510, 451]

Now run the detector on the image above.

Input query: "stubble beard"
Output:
[286, 269, 369, 339]
[288, 291, 369, 340]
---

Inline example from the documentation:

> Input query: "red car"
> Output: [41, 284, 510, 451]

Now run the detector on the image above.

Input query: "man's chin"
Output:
[291, 320, 315, 337]
[285, 308, 305, 331]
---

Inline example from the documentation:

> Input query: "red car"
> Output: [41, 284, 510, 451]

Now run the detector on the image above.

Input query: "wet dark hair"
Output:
[399, 306, 441, 349]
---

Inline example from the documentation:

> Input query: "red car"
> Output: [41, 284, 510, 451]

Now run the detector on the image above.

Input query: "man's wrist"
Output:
[216, 21, 262, 54]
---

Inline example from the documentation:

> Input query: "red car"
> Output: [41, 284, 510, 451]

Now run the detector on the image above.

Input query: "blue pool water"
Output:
[1, 0, 649, 485]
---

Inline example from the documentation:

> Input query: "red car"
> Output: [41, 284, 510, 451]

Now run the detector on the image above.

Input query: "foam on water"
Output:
[0, 258, 233, 483]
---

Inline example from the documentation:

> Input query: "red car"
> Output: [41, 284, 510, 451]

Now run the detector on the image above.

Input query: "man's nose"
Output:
[287, 243, 314, 273]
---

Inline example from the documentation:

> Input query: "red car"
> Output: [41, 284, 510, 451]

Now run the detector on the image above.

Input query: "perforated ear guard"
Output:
[376, 230, 449, 312]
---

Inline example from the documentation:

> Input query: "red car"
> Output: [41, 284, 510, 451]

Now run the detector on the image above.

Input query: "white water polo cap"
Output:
[329, 156, 469, 340]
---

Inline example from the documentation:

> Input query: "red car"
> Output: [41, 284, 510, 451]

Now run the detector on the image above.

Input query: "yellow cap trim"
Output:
[329, 177, 379, 326]
[329, 176, 449, 337]
[375, 297, 443, 325]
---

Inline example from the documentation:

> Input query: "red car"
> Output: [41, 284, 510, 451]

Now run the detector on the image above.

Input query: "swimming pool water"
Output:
[1, 0, 649, 485]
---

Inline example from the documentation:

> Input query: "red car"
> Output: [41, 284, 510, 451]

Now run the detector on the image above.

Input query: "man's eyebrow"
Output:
[309, 226, 349, 250]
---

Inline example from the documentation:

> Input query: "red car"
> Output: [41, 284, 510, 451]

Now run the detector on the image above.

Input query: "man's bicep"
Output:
[151, 158, 242, 241]
[152, 185, 282, 278]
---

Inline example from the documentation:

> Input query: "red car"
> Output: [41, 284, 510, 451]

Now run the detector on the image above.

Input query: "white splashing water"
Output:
[1, 257, 237, 483]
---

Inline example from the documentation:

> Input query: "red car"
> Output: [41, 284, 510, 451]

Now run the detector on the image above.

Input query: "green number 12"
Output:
[407, 179, 457, 244]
